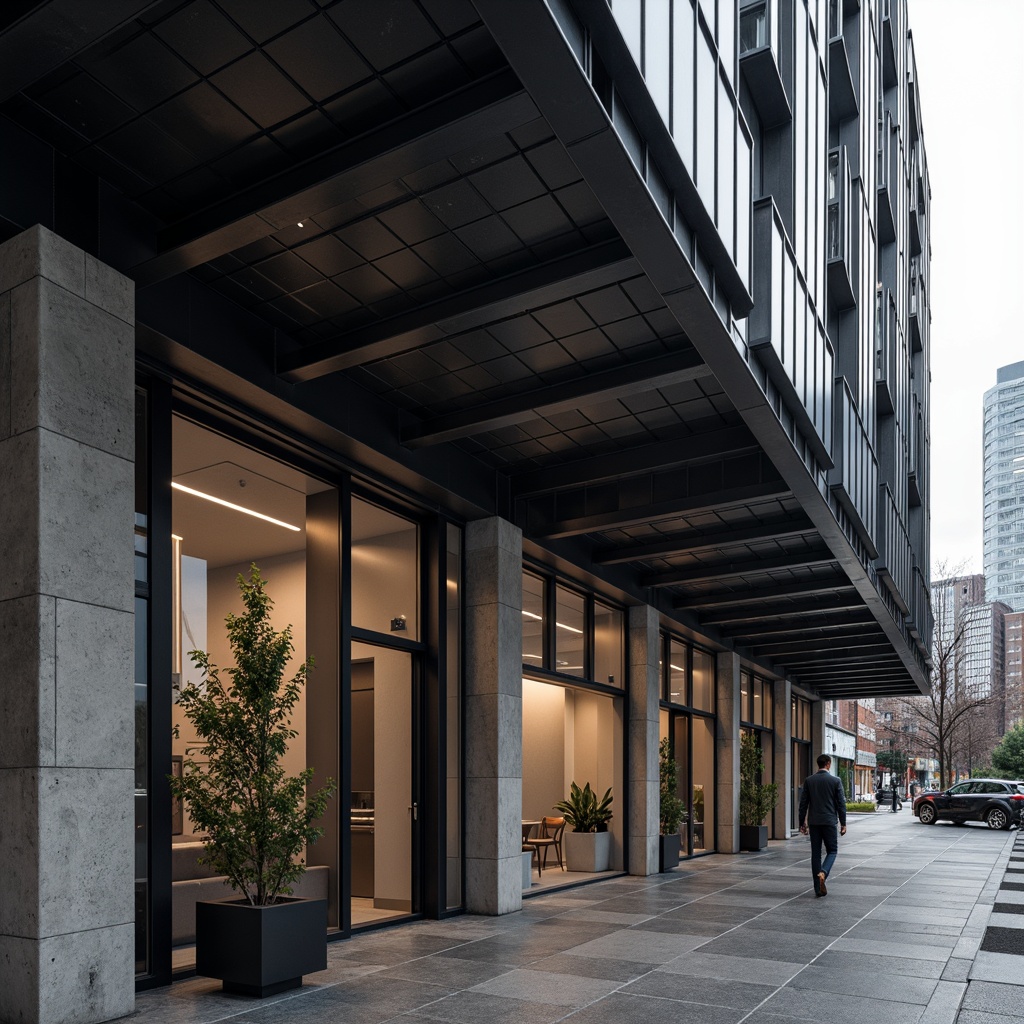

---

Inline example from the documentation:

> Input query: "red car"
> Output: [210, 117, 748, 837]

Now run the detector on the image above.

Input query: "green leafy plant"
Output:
[847, 801, 877, 812]
[992, 724, 1024, 779]
[168, 565, 336, 906]
[659, 738, 687, 834]
[739, 732, 779, 827]
[556, 781, 613, 833]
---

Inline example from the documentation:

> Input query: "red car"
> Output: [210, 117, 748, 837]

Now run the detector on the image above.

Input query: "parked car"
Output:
[913, 779, 1024, 829]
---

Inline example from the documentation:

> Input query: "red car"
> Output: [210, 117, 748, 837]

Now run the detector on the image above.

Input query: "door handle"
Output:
[408, 802, 418, 820]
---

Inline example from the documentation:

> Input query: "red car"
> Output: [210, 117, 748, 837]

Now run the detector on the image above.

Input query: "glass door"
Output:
[349, 642, 419, 926]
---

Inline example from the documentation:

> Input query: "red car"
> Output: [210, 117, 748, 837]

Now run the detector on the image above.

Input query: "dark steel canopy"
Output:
[0, 0, 930, 699]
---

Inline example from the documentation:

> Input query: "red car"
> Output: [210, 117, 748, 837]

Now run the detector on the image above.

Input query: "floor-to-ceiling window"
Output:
[169, 415, 334, 969]
[659, 636, 717, 858]
[791, 696, 813, 822]
[135, 397, 462, 985]
[740, 670, 775, 829]
[521, 569, 625, 888]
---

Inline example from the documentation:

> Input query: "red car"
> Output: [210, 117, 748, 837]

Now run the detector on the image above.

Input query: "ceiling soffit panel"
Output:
[0, 0, 923, 699]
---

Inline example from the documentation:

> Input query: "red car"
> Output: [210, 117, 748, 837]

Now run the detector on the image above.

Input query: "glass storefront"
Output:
[134, 394, 462, 984]
[520, 568, 625, 883]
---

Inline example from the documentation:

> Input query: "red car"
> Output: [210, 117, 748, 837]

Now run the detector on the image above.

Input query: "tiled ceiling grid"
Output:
[4, 0, 499, 220]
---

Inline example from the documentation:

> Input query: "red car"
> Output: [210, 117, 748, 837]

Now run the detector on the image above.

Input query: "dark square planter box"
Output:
[196, 897, 327, 997]
[659, 833, 681, 871]
[739, 825, 768, 851]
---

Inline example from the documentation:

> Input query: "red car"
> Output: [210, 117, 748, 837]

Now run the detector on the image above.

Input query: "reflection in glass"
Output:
[594, 601, 624, 687]
[673, 714, 691, 856]
[170, 415, 328, 966]
[739, 3, 766, 53]
[753, 678, 763, 725]
[522, 679, 624, 870]
[692, 648, 715, 711]
[740, 670, 750, 722]
[692, 715, 716, 851]
[350, 642, 415, 926]
[351, 498, 419, 639]
[669, 639, 688, 703]
[522, 572, 544, 666]
[134, 388, 149, 977]
[555, 585, 586, 678]
[673, 0, 695, 172]
[696, 30, 716, 213]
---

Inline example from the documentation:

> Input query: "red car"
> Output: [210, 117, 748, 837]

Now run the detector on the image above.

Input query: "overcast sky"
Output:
[904, 0, 1024, 576]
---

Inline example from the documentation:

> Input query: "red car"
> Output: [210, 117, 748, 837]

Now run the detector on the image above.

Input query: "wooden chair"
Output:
[522, 821, 541, 875]
[529, 816, 565, 872]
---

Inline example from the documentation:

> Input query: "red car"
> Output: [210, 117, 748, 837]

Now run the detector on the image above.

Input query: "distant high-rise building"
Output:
[984, 362, 1024, 611]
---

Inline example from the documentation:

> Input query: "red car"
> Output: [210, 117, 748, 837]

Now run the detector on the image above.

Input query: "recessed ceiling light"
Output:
[171, 482, 300, 532]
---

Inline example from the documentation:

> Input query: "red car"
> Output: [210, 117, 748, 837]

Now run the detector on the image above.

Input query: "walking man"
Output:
[798, 754, 847, 897]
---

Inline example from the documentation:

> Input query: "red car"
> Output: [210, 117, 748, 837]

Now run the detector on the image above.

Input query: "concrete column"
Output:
[812, 699, 827, 762]
[715, 652, 741, 854]
[464, 517, 522, 914]
[0, 225, 135, 1024]
[773, 679, 792, 839]
[627, 605, 659, 875]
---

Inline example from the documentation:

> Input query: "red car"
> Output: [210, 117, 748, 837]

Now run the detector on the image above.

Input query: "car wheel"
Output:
[985, 807, 1010, 830]
[918, 803, 937, 825]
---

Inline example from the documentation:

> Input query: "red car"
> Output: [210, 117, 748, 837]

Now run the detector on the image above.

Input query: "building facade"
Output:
[0, 1, 931, 1021]
[984, 361, 1024, 613]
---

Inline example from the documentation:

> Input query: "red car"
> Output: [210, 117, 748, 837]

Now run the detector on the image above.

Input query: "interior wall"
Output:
[352, 529, 418, 636]
[371, 646, 412, 910]
[522, 679, 566, 820]
[569, 690, 624, 869]
[172, 550, 307, 839]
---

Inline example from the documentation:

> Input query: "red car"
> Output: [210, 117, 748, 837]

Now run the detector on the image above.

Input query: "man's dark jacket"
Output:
[798, 769, 847, 827]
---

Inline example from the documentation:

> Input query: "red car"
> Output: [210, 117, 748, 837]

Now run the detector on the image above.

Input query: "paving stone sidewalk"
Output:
[135, 810, 1016, 1024]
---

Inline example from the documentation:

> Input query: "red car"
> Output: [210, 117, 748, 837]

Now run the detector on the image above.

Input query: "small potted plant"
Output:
[659, 738, 687, 870]
[556, 781, 613, 871]
[739, 732, 778, 851]
[169, 565, 336, 996]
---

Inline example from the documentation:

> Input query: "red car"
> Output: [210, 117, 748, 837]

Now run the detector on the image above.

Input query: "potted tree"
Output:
[739, 732, 778, 851]
[556, 781, 613, 871]
[659, 738, 687, 870]
[169, 566, 336, 996]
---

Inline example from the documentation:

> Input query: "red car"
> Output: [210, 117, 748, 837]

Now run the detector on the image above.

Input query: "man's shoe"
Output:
[817, 871, 827, 896]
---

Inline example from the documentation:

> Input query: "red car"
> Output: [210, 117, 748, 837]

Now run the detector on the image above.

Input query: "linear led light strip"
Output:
[522, 609, 583, 634]
[171, 482, 301, 532]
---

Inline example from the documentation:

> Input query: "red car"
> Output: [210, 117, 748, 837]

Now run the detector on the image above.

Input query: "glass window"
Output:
[673, 0, 695, 172]
[134, 389, 149, 977]
[692, 715, 715, 851]
[752, 677, 763, 725]
[692, 648, 714, 710]
[351, 498, 419, 639]
[717, 73, 734, 256]
[719, 0, 736, 78]
[739, 2, 766, 52]
[171, 415, 335, 956]
[522, 679, 625, 869]
[761, 679, 774, 729]
[645, 0, 671, 125]
[740, 670, 751, 722]
[522, 571, 545, 667]
[594, 600, 624, 687]
[696, 25, 716, 213]
[555, 584, 586, 677]
[668, 639, 689, 703]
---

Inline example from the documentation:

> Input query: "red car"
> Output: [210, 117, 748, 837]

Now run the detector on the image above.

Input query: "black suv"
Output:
[913, 779, 1024, 830]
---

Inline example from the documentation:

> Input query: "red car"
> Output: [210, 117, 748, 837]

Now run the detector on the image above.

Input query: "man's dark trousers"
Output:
[808, 824, 838, 892]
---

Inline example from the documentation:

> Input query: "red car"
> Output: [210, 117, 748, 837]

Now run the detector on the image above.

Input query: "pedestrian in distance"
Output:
[798, 753, 847, 898]
[890, 782, 901, 812]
